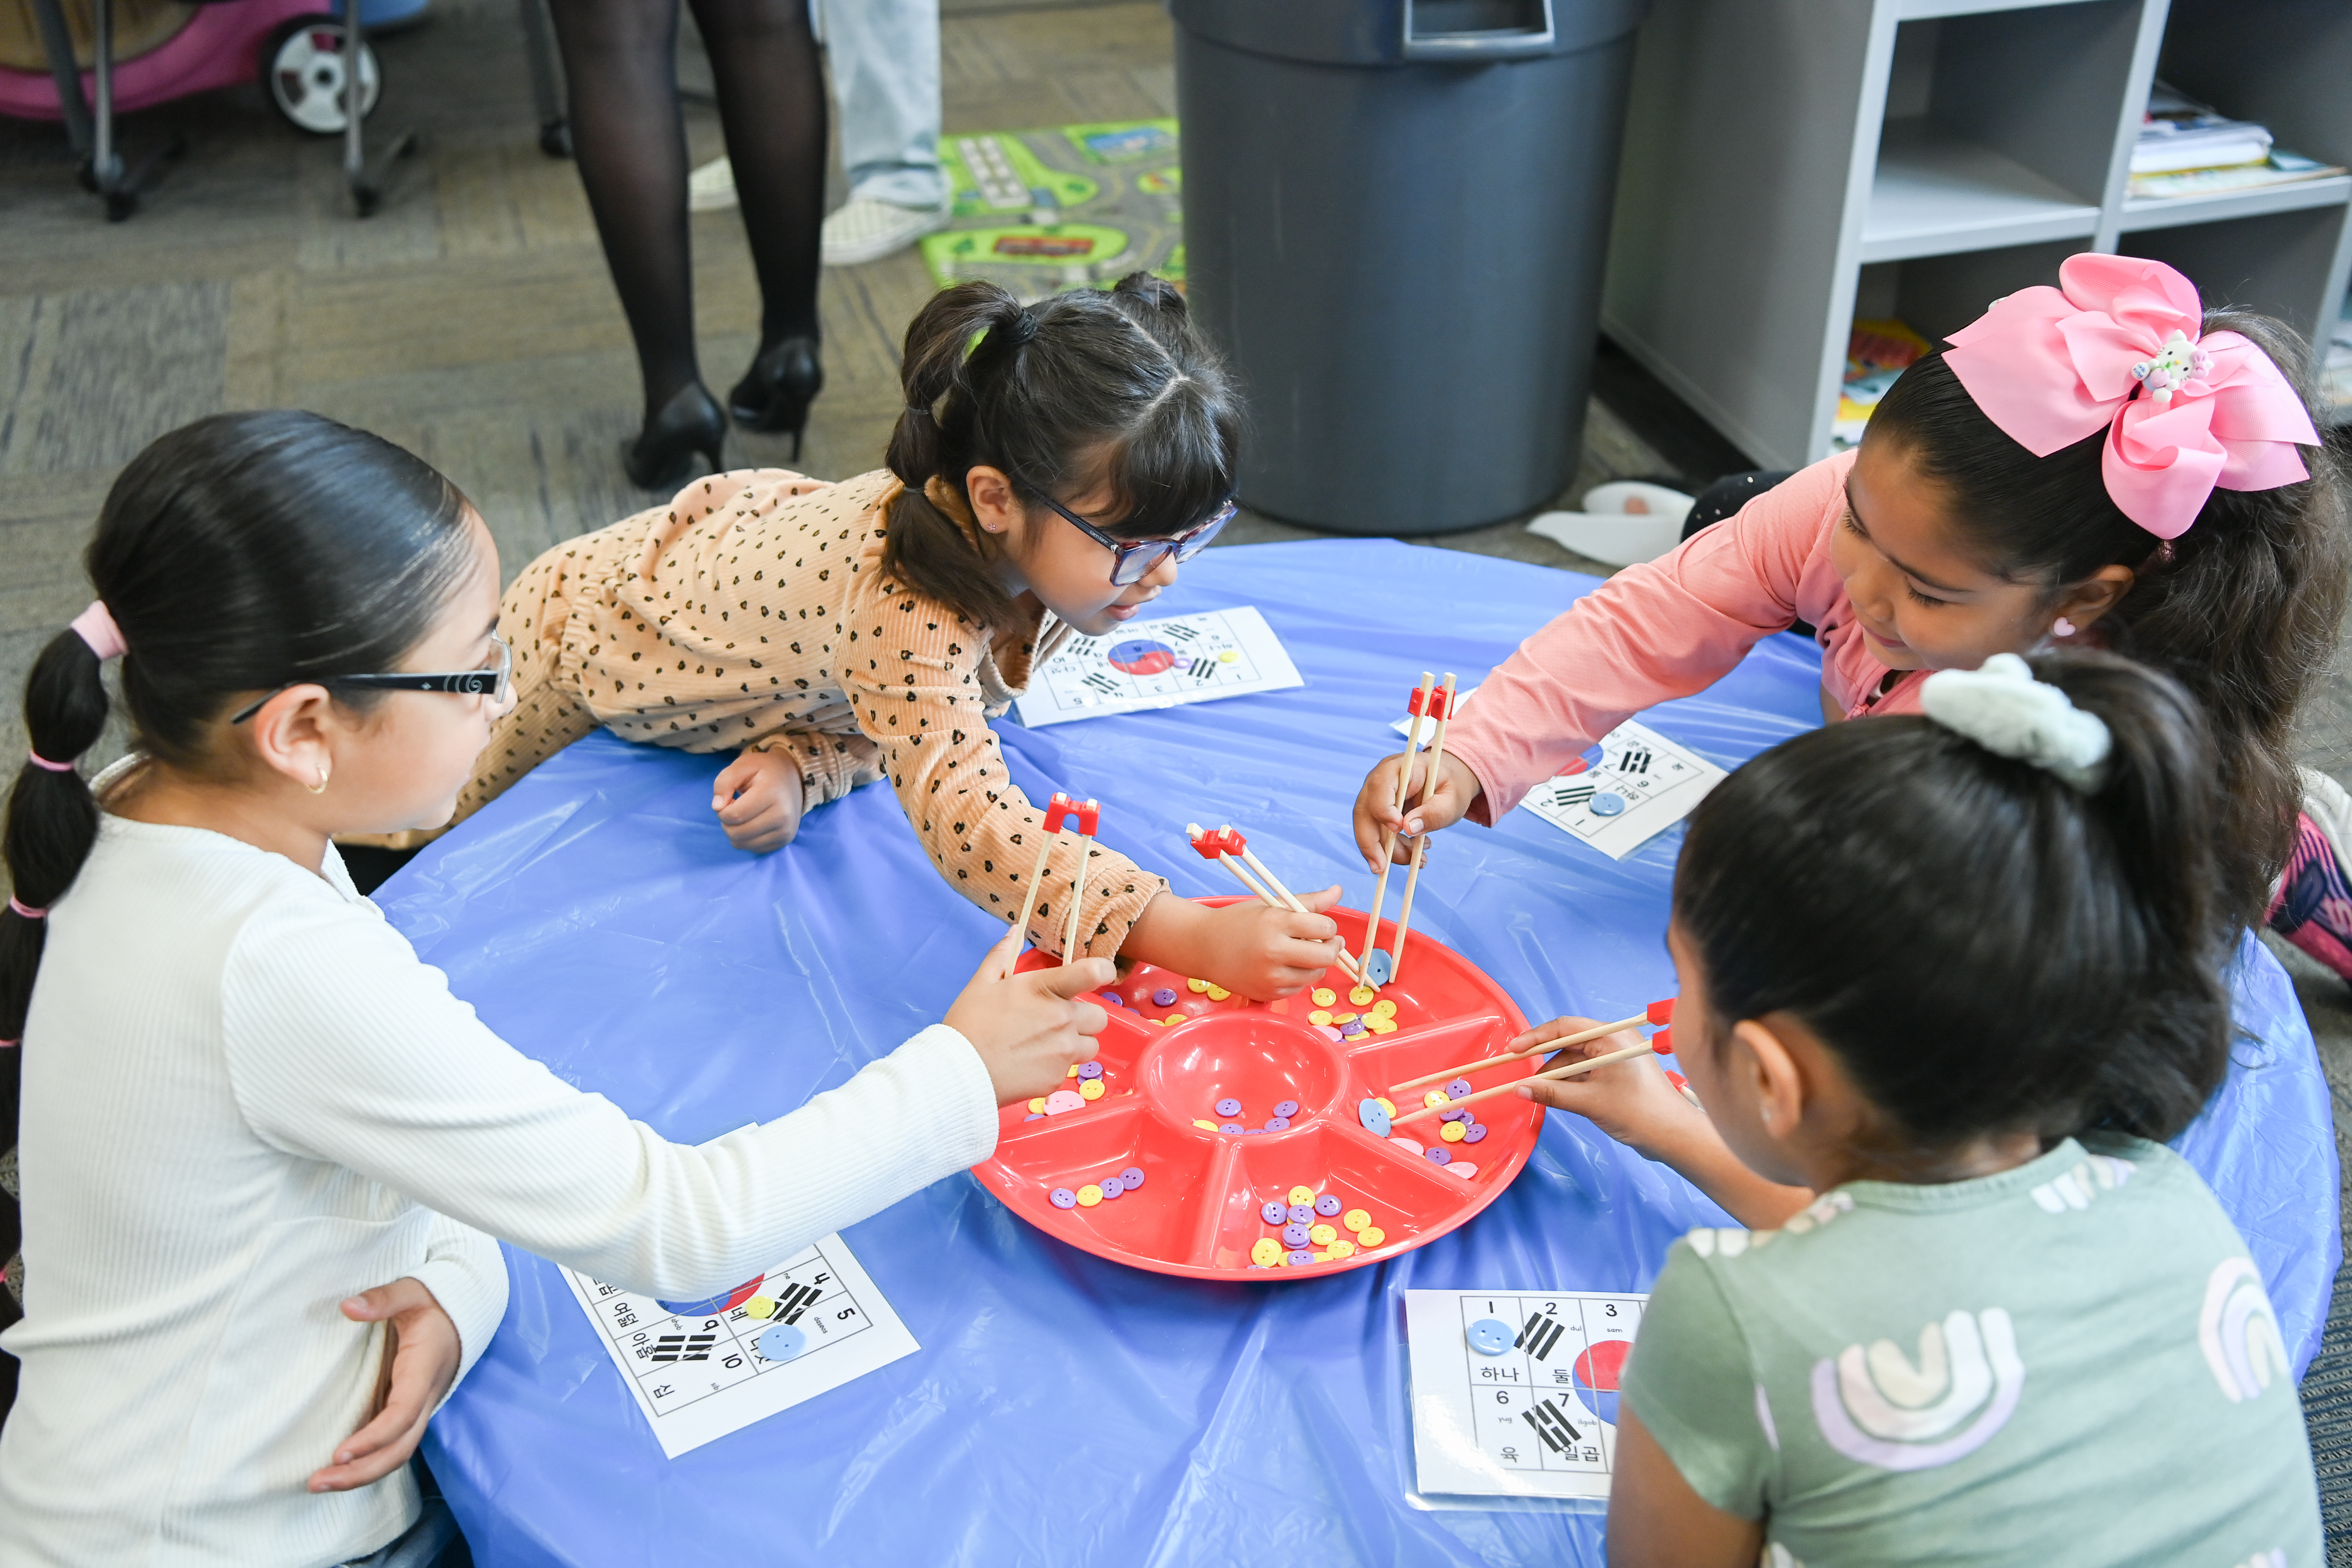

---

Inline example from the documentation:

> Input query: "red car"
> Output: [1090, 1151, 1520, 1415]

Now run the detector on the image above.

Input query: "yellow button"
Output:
[1375, 1097, 1396, 1118]
[1076, 1184, 1102, 1206]
[1250, 1238, 1281, 1267]
[744, 1295, 776, 1320]
[1165, 1014, 1186, 1026]
[1308, 1223, 1337, 1245]
[1287, 1185, 1315, 1206]
[1206, 985, 1231, 1001]
[1308, 1010, 1333, 1026]
[1424, 1089, 1451, 1108]
[1028, 1098, 1046, 1113]
[1369, 1018, 1397, 1034]
[1358, 1226, 1386, 1247]
[1080, 1078, 1105, 1100]
[1440, 1120, 1467, 1143]
[1311, 1250, 1331, 1263]
[1067, 1064, 1080, 1077]
[1342, 1208, 1371, 1233]
[1187, 977, 1209, 993]
[1194, 1119, 1219, 1130]
[1327, 1239, 1356, 1259]
[1371, 1000, 1398, 1018]
[1311, 988, 1337, 1007]
[1349, 986, 1377, 1006]
[1219, 648, 1239, 662]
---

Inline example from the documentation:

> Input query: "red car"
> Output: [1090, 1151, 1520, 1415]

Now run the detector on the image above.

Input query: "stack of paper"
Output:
[2135, 82, 2272, 176]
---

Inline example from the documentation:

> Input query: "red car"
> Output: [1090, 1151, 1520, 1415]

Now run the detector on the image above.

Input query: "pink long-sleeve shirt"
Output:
[1449, 450, 1922, 824]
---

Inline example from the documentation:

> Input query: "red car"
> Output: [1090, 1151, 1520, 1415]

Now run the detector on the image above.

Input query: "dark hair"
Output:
[881, 273, 1243, 627]
[1673, 651, 2233, 1161]
[1865, 312, 2350, 927]
[1, 411, 476, 1063]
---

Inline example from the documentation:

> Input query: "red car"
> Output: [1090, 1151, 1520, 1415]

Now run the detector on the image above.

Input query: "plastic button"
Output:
[1187, 978, 1210, 994]
[1307, 1010, 1333, 1026]
[1027, 1098, 1046, 1114]
[1315, 1194, 1342, 1217]
[1152, 988, 1178, 1007]
[1447, 1161, 1478, 1179]
[1219, 1122, 1244, 1134]
[1332, 1013, 1358, 1025]
[1274, 1099, 1300, 1118]
[1282, 1222, 1311, 1247]
[1049, 1187, 1078, 1209]
[1076, 1184, 1103, 1206]
[1079, 1079, 1105, 1101]
[759, 1323, 808, 1362]
[1466, 1318, 1513, 1356]
[1251, 1238, 1281, 1267]
[1067, 1064, 1081, 1078]
[1317, 1025, 1344, 1041]
[1214, 1097, 1243, 1118]
[1349, 986, 1377, 1006]
[1164, 1015, 1186, 1027]
[1425, 1146, 1452, 1165]
[1077, 1062, 1103, 1080]
[1287, 1250, 1315, 1266]
[1357, 1099, 1392, 1137]
[1357, 1226, 1386, 1247]
[1591, 791, 1627, 817]
[1097, 1175, 1124, 1199]
[1308, 1223, 1337, 1246]
[1389, 1135, 1424, 1156]
[1327, 1239, 1356, 1259]
[1340, 1020, 1366, 1038]
[1310, 988, 1337, 1007]
[1440, 1120, 1467, 1143]
[1446, 1078, 1473, 1099]
[1375, 1097, 1396, 1118]
[1423, 1089, 1451, 1109]
[1369, 1018, 1397, 1034]
[1439, 1108, 1469, 1123]
[1261, 1200, 1287, 1225]
[1024, 1113, 1043, 1121]
[1206, 985, 1231, 1001]
[1121, 1167, 1145, 1188]
[1193, 1119, 1219, 1130]
[1264, 1116, 1291, 1131]
[1464, 1124, 1488, 1143]
[1044, 1089, 1085, 1115]
[1102, 992, 1123, 1008]
[1287, 1185, 1316, 1206]
[1342, 1208, 1370, 1233]
[1287, 1203, 1314, 1225]
[1371, 1000, 1398, 1018]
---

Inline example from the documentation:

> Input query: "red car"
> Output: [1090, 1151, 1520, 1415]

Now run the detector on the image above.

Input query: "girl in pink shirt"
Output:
[1354, 254, 2349, 957]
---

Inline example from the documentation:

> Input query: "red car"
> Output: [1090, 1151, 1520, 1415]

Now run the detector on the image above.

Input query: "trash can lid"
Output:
[1171, 0, 1646, 68]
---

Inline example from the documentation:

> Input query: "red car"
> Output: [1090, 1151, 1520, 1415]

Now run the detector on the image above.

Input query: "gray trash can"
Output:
[1173, 0, 1647, 534]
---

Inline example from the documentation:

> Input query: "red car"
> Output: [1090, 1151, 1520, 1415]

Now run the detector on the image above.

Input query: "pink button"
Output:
[1389, 1134, 1424, 1156]
[1043, 1089, 1085, 1115]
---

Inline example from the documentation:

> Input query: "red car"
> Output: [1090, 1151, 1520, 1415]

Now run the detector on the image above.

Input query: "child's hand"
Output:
[1509, 1016, 1705, 1163]
[947, 924, 1114, 1105]
[711, 748, 806, 854]
[308, 1277, 461, 1494]
[1353, 750, 1481, 871]
[1189, 884, 1348, 999]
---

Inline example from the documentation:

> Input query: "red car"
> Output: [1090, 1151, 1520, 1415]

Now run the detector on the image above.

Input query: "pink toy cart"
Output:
[2, 0, 413, 218]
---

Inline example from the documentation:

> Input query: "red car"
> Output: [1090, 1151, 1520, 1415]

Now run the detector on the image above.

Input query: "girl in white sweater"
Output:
[0, 411, 1110, 1568]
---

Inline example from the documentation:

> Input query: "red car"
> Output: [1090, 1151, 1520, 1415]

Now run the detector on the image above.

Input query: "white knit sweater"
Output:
[0, 811, 999, 1568]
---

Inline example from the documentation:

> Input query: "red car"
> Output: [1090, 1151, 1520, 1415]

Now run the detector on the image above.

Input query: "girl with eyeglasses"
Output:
[363, 271, 1348, 1000]
[0, 411, 1111, 1565]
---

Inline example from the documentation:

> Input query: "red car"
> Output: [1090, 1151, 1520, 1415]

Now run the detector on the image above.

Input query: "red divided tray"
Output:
[971, 897, 1538, 1279]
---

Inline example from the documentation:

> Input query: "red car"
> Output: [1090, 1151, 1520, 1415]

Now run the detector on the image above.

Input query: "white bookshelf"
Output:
[1601, 0, 2352, 468]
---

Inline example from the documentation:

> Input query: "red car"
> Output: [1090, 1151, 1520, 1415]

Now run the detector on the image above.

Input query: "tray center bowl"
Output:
[1135, 1010, 1345, 1135]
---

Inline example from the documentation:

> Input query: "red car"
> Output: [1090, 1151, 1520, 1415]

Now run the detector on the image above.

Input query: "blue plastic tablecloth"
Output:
[388, 539, 2340, 1567]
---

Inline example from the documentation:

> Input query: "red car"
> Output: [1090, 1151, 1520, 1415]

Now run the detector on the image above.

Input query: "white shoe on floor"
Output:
[689, 156, 737, 213]
[822, 196, 950, 267]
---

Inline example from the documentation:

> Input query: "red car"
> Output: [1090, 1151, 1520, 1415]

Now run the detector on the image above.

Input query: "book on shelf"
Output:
[1831, 318, 1931, 447]
[2129, 150, 2346, 201]
[2135, 80, 2271, 176]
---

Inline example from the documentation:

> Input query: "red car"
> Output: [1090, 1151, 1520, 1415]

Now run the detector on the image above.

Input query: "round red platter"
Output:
[971, 896, 1539, 1280]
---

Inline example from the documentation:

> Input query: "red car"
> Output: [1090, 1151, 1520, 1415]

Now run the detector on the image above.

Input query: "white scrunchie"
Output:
[1919, 652, 2112, 792]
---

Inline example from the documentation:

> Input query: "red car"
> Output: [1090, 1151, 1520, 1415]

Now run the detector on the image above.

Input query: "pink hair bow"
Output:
[1942, 253, 2317, 539]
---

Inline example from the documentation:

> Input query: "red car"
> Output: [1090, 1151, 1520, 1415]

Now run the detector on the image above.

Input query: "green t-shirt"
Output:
[1620, 1136, 2319, 1566]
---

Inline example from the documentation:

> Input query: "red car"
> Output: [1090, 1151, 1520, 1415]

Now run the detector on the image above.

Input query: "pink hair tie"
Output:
[27, 751, 74, 773]
[1943, 254, 2319, 540]
[69, 600, 125, 662]
[8, 896, 46, 920]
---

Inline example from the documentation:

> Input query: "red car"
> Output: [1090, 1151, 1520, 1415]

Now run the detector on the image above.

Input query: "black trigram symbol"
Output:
[1617, 748, 1652, 776]
[1187, 657, 1216, 680]
[1518, 1312, 1566, 1362]
[649, 1333, 716, 1363]
[764, 1282, 820, 1325]
[1164, 621, 1199, 641]
[1522, 1397, 1583, 1454]
[1553, 783, 1595, 811]
[1082, 671, 1121, 695]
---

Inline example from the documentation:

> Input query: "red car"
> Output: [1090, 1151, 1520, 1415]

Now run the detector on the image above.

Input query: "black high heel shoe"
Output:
[621, 382, 727, 491]
[728, 336, 825, 461]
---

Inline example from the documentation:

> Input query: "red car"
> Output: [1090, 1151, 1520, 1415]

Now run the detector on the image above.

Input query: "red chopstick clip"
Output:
[1042, 792, 1076, 833]
[1072, 798, 1101, 835]
[1406, 685, 1453, 721]
[1651, 1026, 1673, 1054]
[1648, 998, 1675, 1025]
[1187, 825, 1242, 858]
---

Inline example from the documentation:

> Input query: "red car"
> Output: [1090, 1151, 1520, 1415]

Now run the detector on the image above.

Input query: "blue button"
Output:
[758, 1323, 808, 1362]
[1358, 1099, 1392, 1138]
[1049, 1188, 1078, 1209]
[1273, 1099, 1300, 1118]
[1122, 1166, 1144, 1188]
[1590, 792, 1626, 817]
[1364, 949, 1395, 986]
[1467, 1318, 1513, 1356]
[1315, 1195, 1342, 1217]
[1261, 1200, 1287, 1225]
[1214, 1097, 1242, 1118]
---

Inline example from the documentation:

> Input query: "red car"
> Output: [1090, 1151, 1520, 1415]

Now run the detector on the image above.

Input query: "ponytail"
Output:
[881, 273, 1242, 628]
[1673, 650, 2233, 1157]
[0, 625, 112, 1048]
[1867, 313, 2350, 927]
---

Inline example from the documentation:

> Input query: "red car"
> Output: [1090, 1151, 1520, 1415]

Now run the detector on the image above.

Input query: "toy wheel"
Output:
[264, 18, 381, 136]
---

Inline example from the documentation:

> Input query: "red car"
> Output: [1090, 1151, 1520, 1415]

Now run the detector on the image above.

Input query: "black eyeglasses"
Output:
[229, 633, 513, 724]
[1029, 490, 1238, 586]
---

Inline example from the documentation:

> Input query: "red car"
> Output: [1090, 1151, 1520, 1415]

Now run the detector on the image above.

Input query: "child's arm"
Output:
[1514, 1018, 1813, 1230]
[306, 1277, 464, 1495]
[708, 732, 880, 852]
[1606, 1408, 1766, 1568]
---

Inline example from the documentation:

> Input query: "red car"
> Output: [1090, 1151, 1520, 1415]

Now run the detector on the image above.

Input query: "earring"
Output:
[2052, 616, 2077, 639]
[308, 763, 330, 795]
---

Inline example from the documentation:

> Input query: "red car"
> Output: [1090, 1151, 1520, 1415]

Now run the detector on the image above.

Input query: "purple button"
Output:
[1446, 1078, 1473, 1099]
[1426, 1146, 1452, 1165]
[1101, 993, 1123, 1008]
[1288, 1204, 1313, 1225]
[1078, 1061, 1103, 1080]
[1152, 988, 1178, 1007]
[1219, 1122, 1244, 1134]
[1315, 1194, 1342, 1217]
[1214, 1097, 1243, 1118]
[1122, 1166, 1145, 1188]
[1273, 1100, 1300, 1118]
[1440, 1108, 1470, 1123]
[1261, 1200, 1287, 1225]
[1287, 1250, 1315, 1266]
[1050, 1188, 1078, 1208]
[1024, 1113, 1043, 1121]
[1340, 1020, 1366, 1037]
[1263, 1116, 1291, 1131]
[1098, 1177, 1124, 1200]
[1464, 1124, 1488, 1143]
[1282, 1222, 1311, 1247]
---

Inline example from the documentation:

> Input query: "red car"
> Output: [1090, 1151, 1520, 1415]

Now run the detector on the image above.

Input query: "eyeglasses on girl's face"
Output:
[1029, 490, 1239, 586]
[228, 633, 513, 725]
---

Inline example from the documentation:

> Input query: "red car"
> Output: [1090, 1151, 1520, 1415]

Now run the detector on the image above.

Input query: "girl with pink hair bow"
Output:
[1353, 252, 2348, 968]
